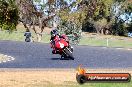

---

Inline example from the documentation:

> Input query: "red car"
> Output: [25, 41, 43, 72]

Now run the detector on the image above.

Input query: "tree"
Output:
[0, 0, 19, 31]
[57, 0, 85, 44]
[80, 0, 132, 36]
[80, 0, 114, 34]
[16, 0, 56, 42]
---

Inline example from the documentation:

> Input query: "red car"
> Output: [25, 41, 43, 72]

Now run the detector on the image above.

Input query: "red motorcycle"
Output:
[50, 34, 74, 60]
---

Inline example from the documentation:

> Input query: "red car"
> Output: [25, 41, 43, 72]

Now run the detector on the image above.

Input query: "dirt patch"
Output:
[0, 69, 132, 87]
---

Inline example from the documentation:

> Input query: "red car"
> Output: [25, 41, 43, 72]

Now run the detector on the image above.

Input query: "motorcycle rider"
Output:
[50, 22, 73, 54]
[50, 29, 65, 54]
[50, 29, 59, 44]
[50, 22, 61, 54]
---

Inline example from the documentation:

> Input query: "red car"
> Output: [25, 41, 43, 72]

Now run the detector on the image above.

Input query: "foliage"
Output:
[80, 0, 113, 33]
[55, 0, 131, 43]
[58, 20, 82, 45]
[80, 0, 132, 36]
[127, 21, 132, 32]
[0, 0, 132, 39]
[57, 1, 86, 44]
[0, 0, 19, 31]
[112, 19, 128, 36]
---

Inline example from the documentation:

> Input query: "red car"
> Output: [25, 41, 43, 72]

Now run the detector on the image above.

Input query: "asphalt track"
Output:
[0, 40, 132, 68]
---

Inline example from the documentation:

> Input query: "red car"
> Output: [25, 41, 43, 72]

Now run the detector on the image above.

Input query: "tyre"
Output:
[69, 45, 73, 52]
[25, 37, 31, 42]
[76, 75, 87, 84]
[64, 47, 74, 60]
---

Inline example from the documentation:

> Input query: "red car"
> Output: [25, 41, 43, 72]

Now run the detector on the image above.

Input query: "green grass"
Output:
[1, 30, 132, 48]
[79, 37, 107, 46]
[41, 34, 50, 43]
[79, 37, 132, 48]
[0, 30, 51, 43]
[0, 31, 24, 41]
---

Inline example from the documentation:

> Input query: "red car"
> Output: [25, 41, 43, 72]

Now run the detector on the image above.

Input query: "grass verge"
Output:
[1, 30, 132, 48]
[79, 37, 132, 48]
[1, 24, 132, 48]
[0, 69, 132, 87]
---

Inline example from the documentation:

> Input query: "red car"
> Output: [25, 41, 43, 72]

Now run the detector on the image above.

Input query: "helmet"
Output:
[50, 29, 58, 37]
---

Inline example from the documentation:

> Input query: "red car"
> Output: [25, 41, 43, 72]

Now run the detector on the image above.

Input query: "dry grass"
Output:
[0, 69, 132, 87]
[16, 23, 52, 34]
[0, 69, 76, 87]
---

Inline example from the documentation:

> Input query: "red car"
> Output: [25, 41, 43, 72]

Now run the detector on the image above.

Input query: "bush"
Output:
[112, 19, 128, 36]
[58, 21, 82, 45]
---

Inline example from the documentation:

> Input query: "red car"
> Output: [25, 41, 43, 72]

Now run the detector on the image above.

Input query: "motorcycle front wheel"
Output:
[63, 47, 74, 60]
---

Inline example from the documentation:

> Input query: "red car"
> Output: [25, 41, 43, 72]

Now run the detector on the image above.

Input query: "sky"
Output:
[120, 13, 132, 23]
[33, 0, 77, 13]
